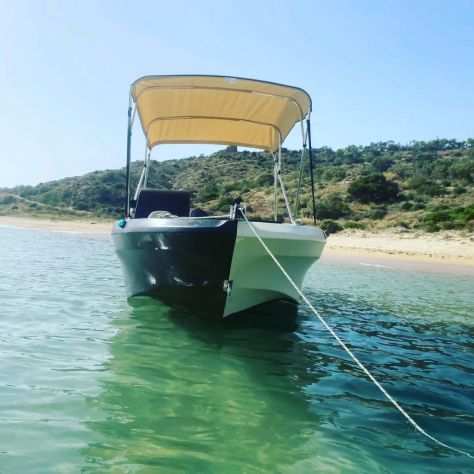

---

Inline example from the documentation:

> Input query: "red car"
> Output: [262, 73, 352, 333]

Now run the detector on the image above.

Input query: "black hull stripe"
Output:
[115, 220, 238, 319]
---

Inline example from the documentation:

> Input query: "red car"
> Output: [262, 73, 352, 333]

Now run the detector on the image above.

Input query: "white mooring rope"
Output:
[240, 211, 473, 459]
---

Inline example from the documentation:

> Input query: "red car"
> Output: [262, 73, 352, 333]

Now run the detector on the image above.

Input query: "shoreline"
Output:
[325, 230, 474, 267]
[1, 215, 474, 274]
[321, 248, 474, 276]
[0, 215, 114, 234]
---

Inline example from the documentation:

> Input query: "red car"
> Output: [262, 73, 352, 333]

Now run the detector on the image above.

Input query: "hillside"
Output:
[1, 139, 473, 233]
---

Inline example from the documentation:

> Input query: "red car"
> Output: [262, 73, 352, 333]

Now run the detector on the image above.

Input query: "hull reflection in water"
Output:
[80, 281, 474, 473]
[81, 297, 382, 473]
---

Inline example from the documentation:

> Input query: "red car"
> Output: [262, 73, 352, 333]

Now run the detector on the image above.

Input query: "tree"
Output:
[450, 160, 474, 184]
[408, 176, 444, 196]
[322, 166, 346, 182]
[320, 220, 343, 235]
[316, 194, 351, 219]
[199, 181, 219, 200]
[348, 173, 399, 203]
[255, 173, 274, 186]
[372, 157, 394, 172]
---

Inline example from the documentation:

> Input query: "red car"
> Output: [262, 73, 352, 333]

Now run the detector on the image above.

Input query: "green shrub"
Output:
[216, 195, 234, 212]
[421, 204, 474, 231]
[344, 220, 367, 230]
[453, 186, 466, 195]
[321, 219, 343, 235]
[75, 201, 90, 211]
[367, 207, 387, 220]
[413, 202, 425, 210]
[255, 173, 274, 186]
[322, 167, 346, 182]
[199, 182, 219, 200]
[316, 194, 351, 219]
[222, 182, 240, 193]
[450, 160, 474, 183]
[372, 157, 394, 172]
[407, 176, 443, 196]
[348, 173, 399, 203]
[0, 195, 16, 205]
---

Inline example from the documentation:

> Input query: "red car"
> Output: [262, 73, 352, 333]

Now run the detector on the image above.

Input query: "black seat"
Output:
[190, 208, 209, 217]
[134, 189, 191, 218]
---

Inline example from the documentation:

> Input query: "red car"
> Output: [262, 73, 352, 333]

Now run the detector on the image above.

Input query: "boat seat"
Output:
[190, 208, 209, 217]
[134, 189, 191, 218]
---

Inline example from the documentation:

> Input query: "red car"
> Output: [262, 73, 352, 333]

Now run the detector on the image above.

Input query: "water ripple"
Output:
[0, 227, 473, 473]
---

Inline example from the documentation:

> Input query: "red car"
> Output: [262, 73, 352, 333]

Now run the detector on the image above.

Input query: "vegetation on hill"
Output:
[1, 138, 473, 233]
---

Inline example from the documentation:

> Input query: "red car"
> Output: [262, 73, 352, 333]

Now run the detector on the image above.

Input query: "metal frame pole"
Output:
[294, 121, 308, 218]
[144, 146, 151, 187]
[306, 118, 317, 225]
[277, 141, 295, 224]
[125, 96, 133, 217]
[272, 152, 278, 222]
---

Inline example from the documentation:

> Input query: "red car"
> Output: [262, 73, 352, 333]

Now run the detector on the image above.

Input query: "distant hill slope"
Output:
[1, 139, 473, 233]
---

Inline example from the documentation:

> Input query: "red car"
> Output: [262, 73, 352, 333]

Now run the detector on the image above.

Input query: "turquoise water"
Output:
[0, 226, 473, 473]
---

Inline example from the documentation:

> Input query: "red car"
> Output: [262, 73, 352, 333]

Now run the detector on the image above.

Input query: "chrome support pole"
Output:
[133, 145, 151, 202]
[294, 145, 306, 218]
[277, 142, 295, 224]
[294, 120, 308, 218]
[144, 146, 151, 187]
[272, 152, 278, 222]
[133, 165, 146, 201]
[306, 118, 317, 225]
[125, 96, 133, 217]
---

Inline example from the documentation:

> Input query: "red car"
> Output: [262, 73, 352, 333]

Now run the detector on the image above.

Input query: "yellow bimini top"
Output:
[131, 75, 312, 152]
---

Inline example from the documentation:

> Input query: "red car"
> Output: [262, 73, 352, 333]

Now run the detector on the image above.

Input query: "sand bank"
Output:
[325, 230, 474, 266]
[0, 215, 114, 234]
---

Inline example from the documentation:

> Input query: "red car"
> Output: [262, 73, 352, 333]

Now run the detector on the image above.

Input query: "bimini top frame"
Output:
[124, 75, 317, 223]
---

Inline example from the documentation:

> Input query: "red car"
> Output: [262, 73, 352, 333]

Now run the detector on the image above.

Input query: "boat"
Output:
[112, 75, 326, 320]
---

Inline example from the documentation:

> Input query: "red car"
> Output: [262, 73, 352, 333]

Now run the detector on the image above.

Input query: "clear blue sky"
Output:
[1, 0, 473, 187]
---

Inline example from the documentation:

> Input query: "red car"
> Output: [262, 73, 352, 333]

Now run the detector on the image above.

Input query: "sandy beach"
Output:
[0, 215, 114, 234]
[323, 230, 474, 276]
[325, 229, 474, 264]
[1, 215, 474, 273]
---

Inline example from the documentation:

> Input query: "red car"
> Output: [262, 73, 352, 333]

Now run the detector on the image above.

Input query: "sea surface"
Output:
[0, 226, 473, 473]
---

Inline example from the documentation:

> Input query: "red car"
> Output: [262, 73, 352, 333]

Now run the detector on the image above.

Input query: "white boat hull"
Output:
[223, 221, 325, 317]
[112, 218, 326, 320]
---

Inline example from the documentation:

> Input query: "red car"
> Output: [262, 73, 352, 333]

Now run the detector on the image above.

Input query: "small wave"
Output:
[359, 262, 393, 269]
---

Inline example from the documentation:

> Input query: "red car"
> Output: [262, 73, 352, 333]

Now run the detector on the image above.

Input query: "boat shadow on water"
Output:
[155, 296, 301, 332]
[80, 292, 474, 473]
[80, 295, 367, 472]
